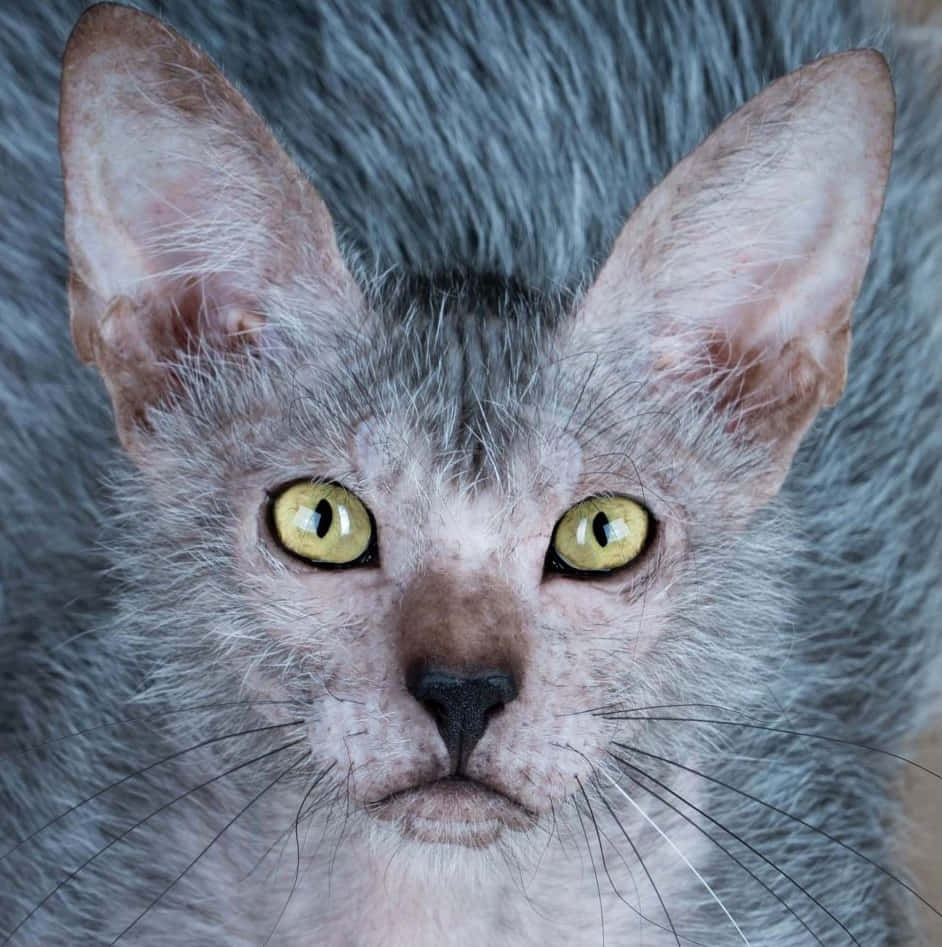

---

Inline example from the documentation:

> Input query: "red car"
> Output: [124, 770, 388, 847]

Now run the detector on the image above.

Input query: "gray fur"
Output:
[1, 1, 940, 945]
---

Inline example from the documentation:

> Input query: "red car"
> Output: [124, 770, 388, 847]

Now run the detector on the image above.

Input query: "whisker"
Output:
[570, 792, 607, 947]
[241, 817, 297, 886]
[604, 703, 761, 718]
[560, 742, 683, 946]
[575, 777, 645, 926]
[296, 777, 344, 828]
[608, 751, 845, 947]
[603, 716, 942, 781]
[239, 775, 342, 884]
[262, 762, 337, 946]
[326, 765, 354, 899]
[309, 780, 347, 878]
[593, 784, 682, 947]
[0, 699, 301, 761]
[560, 701, 760, 720]
[597, 764, 752, 946]
[111, 750, 309, 943]
[3, 736, 306, 945]
[1, 720, 305, 862]
[612, 741, 942, 921]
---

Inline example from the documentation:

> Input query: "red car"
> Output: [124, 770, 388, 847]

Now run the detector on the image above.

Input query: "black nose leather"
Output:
[407, 667, 518, 770]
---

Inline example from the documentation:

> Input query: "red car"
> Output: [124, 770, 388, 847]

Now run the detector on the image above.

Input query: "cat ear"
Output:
[59, 3, 359, 449]
[576, 50, 894, 498]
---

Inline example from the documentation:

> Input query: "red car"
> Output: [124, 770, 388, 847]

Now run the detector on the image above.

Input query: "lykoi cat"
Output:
[1, 1, 940, 945]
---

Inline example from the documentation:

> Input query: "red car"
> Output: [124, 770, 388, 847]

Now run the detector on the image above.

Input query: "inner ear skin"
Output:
[570, 50, 893, 504]
[703, 328, 842, 449]
[74, 284, 263, 448]
[59, 3, 361, 456]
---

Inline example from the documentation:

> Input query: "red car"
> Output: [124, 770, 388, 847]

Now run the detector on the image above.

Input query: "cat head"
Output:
[59, 4, 893, 848]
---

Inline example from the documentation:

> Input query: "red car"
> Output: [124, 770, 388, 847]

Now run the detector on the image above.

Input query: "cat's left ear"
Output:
[575, 50, 894, 500]
[59, 4, 360, 450]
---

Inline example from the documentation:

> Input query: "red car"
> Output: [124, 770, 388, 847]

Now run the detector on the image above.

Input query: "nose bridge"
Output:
[396, 569, 527, 680]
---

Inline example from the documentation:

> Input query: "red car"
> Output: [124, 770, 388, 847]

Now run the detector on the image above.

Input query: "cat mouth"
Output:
[368, 777, 537, 847]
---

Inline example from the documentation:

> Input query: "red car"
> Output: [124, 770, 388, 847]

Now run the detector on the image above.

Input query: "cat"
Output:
[1, 0, 941, 944]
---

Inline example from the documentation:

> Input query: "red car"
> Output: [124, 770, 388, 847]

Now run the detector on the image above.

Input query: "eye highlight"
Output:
[547, 495, 651, 575]
[268, 481, 376, 567]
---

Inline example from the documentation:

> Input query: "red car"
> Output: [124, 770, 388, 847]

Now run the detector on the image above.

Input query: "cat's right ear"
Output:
[59, 3, 360, 452]
[572, 50, 894, 505]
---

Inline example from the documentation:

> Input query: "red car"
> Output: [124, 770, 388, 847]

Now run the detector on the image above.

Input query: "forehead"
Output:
[361, 269, 569, 472]
[265, 268, 661, 505]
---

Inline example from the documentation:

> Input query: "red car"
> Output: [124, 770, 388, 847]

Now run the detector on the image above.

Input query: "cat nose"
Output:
[407, 666, 518, 770]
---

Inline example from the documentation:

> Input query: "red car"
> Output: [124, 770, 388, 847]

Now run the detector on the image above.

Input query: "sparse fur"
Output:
[1, 1, 940, 945]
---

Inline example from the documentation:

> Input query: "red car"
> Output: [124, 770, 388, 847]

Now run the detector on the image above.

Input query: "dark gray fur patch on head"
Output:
[361, 269, 565, 479]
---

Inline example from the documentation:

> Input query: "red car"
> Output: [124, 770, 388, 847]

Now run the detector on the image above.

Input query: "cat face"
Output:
[58, 0, 893, 887]
[95, 283, 819, 865]
[234, 396, 672, 838]
[121, 295, 701, 849]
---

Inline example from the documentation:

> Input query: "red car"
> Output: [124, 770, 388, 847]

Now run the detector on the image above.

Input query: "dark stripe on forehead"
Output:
[376, 268, 565, 322]
[365, 269, 569, 479]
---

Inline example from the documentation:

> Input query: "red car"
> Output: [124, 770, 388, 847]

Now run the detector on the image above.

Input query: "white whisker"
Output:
[598, 765, 751, 946]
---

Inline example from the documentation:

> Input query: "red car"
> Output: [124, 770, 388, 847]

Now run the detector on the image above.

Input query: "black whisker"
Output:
[613, 741, 942, 921]
[309, 779, 347, 875]
[562, 701, 760, 720]
[607, 703, 761, 718]
[1, 720, 305, 862]
[576, 777, 641, 920]
[297, 776, 343, 828]
[0, 699, 301, 761]
[241, 817, 296, 886]
[546, 801, 565, 863]
[326, 765, 354, 895]
[607, 751, 844, 947]
[560, 742, 686, 945]
[592, 783, 682, 947]
[554, 743, 705, 947]
[262, 762, 337, 946]
[3, 737, 306, 945]
[604, 716, 942, 782]
[239, 775, 341, 884]
[571, 791, 607, 947]
[497, 834, 540, 914]
[111, 750, 309, 943]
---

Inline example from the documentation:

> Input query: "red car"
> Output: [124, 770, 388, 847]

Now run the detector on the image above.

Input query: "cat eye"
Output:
[547, 495, 651, 575]
[268, 481, 376, 567]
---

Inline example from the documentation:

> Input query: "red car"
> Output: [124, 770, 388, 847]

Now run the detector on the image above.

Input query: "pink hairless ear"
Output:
[59, 3, 360, 452]
[574, 49, 895, 500]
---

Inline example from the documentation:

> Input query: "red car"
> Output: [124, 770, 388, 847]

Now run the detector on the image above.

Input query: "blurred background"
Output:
[900, 0, 942, 910]
[899, 7, 942, 941]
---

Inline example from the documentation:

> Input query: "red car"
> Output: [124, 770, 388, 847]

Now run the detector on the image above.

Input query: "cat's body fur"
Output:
[0, 1, 940, 945]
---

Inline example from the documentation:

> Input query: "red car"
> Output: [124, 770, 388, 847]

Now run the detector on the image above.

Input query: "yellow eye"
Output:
[549, 496, 651, 574]
[269, 481, 375, 566]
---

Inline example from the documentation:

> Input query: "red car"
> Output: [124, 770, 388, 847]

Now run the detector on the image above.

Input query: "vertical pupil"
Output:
[592, 511, 609, 547]
[315, 498, 333, 538]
